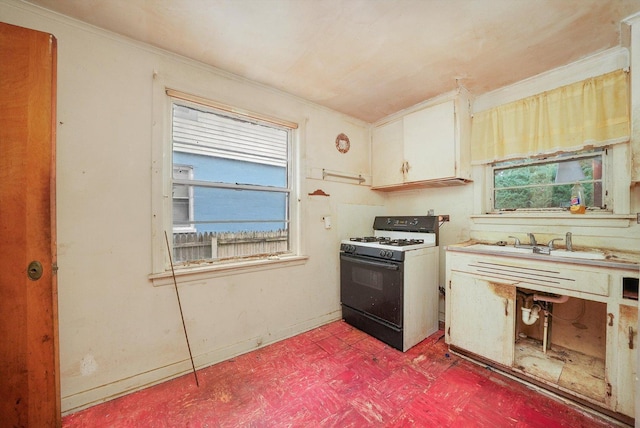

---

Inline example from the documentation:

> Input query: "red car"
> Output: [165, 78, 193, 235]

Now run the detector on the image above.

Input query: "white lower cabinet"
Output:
[446, 249, 638, 424]
[447, 272, 515, 366]
[616, 304, 637, 417]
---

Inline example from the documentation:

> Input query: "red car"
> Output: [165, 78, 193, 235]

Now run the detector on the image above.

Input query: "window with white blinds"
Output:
[170, 100, 292, 264]
[173, 104, 288, 169]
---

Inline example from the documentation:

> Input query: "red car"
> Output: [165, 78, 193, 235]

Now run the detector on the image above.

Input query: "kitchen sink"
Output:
[548, 249, 606, 260]
[464, 244, 535, 254]
[464, 243, 606, 260]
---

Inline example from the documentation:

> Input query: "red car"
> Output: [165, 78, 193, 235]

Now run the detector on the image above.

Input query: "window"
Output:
[491, 150, 606, 212]
[170, 101, 292, 264]
[172, 165, 195, 233]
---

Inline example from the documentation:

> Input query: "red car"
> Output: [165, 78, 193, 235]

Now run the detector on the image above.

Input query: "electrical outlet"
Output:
[439, 214, 450, 222]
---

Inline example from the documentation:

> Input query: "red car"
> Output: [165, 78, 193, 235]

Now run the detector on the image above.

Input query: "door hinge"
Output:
[447, 326, 450, 336]
[606, 383, 612, 397]
[52, 262, 59, 275]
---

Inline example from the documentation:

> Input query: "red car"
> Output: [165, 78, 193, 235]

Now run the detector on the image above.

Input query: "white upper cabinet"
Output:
[371, 118, 404, 188]
[371, 90, 472, 190]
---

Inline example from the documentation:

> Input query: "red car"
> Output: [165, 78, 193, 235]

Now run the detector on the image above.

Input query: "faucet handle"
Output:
[547, 238, 563, 250]
[508, 236, 521, 247]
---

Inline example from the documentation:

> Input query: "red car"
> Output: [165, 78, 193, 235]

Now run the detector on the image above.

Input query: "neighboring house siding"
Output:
[173, 152, 287, 234]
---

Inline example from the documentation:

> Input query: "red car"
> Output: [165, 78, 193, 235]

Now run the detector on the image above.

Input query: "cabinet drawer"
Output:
[450, 255, 609, 297]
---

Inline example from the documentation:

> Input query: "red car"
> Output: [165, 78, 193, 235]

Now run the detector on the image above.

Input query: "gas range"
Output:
[340, 215, 441, 351]
[340, 216, 438, 262]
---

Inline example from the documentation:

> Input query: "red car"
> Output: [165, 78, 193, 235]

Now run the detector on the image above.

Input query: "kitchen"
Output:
[2, 0, 640, 426]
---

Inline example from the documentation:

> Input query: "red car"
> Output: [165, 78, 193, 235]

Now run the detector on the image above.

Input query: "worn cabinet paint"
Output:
[617, 304, 638, 417]
[447, 271, 516, 366]
[446, 247, 639, 424]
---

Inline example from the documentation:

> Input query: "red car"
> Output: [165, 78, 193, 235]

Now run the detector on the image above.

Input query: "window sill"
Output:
[149, 255, 309, 287]
[471, 213, 636, 228]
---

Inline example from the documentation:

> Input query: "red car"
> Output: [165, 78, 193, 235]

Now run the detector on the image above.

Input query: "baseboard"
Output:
[61, 310, 341, 415]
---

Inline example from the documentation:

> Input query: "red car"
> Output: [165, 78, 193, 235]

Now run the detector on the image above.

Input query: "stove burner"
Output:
[348, 237, 425, 246]
[350, 236, 376, 242]
[388, 238, 424, 246]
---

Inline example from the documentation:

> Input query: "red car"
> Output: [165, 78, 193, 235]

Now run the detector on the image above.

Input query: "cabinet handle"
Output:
[629, 326, 635, 350]
[405, 161, 411, 173]
[400, 162, 406, 174]
[608, 313, 614, 326]
[504, 299, 508, 316]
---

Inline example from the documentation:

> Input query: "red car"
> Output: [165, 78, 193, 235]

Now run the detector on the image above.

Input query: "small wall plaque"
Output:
[335, 133, 350, 154]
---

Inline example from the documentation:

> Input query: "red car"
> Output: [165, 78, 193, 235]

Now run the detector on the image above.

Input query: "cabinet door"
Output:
[448, 272, 516, 366]
[616, 304, 637, 417]
[371, 118, 404, 187]
[403, 100, 455, 182]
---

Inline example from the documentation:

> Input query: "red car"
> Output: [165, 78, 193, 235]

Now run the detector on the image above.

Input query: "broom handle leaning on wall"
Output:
[165, 231, 200, 387]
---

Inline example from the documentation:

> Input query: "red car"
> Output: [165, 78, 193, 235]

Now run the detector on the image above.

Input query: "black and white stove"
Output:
[340, 216, 440, 351]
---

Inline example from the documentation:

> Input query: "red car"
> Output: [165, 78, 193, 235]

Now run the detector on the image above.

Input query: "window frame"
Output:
[489, 149, 608, 213]
[172, 164, 196, 233]
[150, 82, 304, 279]
[169, 97, 293, 265]
[482, 143, 632, 216]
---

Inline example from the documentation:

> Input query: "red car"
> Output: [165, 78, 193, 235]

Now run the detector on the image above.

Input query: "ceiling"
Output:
[24, 0, 640, 123]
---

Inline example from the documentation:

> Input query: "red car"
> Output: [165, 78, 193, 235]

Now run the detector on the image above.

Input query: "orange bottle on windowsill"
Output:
[569, 182, 586, 214]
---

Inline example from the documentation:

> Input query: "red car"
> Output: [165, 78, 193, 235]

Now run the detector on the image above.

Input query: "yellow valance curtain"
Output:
[471, 69, 630, 164]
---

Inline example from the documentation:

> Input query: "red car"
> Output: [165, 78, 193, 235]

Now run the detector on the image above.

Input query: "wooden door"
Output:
[0, 22, 59, 427]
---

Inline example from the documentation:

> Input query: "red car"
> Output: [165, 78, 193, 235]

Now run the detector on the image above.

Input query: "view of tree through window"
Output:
[493, 151, 603, 211]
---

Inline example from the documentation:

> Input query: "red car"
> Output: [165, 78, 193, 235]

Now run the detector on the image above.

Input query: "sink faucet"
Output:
[566, 232, 573, 252]
[527, 233, 537, 246]
[547, 238, 563, 250]
[508, 236, 521, 247]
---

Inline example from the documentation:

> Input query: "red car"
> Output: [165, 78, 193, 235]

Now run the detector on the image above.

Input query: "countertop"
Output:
[447, 240, 640, 271]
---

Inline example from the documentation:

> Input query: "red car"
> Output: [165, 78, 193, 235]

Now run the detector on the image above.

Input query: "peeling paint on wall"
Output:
[80, 354, 98, 376]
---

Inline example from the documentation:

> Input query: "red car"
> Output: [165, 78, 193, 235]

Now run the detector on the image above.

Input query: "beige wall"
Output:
[1, 0, 384, 413]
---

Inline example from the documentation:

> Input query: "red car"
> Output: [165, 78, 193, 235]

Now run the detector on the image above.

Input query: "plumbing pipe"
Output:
[521, 304, 541, 325]
[542, 311, 549, 354]
[533, 294, 569, 304]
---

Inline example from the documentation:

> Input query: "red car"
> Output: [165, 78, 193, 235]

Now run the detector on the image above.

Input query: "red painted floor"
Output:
[63, 321, 620, 427]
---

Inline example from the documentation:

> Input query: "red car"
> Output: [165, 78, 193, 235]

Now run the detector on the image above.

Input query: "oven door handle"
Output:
[341, 255, 400, 271]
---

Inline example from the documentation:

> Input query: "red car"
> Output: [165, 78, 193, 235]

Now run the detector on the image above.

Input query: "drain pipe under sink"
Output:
[534, 294, 569, 354]
[521, 304, 542, 325]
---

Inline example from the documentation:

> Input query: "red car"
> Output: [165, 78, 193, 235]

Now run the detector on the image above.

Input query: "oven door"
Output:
[340, 253, 403, 328]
